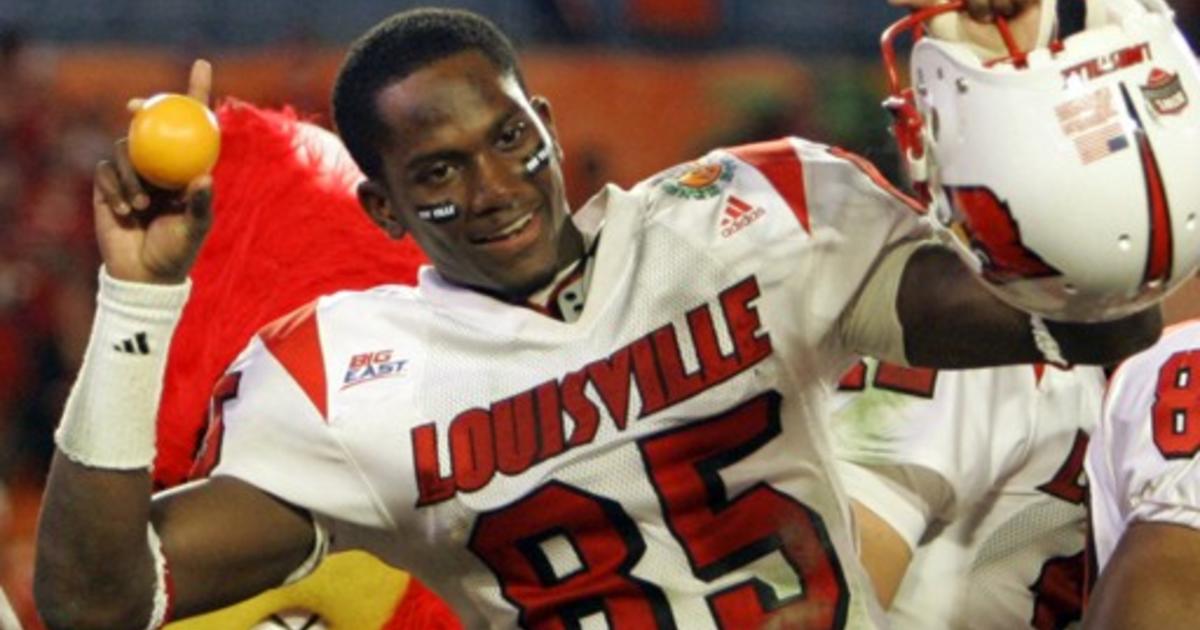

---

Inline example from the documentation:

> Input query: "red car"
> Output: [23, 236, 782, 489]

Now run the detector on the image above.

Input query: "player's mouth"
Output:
[469, 209, 542, 253]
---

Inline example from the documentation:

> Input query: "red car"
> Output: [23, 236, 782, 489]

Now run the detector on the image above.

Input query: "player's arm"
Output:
[33, 60, 315, 629]
[851, 500, 913, 608]
[1082, 521, 1200, 630]
[836, 454, 953, 608]
[36, 462, 315, 629]
[897, 244, 1161, 368]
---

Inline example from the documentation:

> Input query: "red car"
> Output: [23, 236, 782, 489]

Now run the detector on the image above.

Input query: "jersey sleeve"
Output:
[832, 360, 1034, 540]
[199, 314, 389, 530]
[1090, 323, 1200, 561]
[837, 459, 953, 549]
[726, 139, 931, 365]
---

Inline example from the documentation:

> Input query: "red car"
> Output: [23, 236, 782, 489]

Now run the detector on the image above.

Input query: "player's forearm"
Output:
[900, 245, 1162, 367]
[33, 269, 190, 629]
[1083, 522, 1200, 630]
[35, 454, 158, 630]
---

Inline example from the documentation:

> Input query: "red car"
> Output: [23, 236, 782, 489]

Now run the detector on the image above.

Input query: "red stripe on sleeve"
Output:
[827, 146, 926, 214]
[259, 301, 329, 420]
[728, 139, 811, 232]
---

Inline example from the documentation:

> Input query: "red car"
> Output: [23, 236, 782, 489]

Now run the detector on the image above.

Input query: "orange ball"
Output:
[128, 93, 221, 189]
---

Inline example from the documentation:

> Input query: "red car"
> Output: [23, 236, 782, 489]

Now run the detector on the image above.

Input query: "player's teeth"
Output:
[489, 214, 533, 241]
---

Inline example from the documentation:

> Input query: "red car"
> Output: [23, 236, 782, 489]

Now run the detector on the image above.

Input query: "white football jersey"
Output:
[199, 138, 928, 629]
[1088, 320, 1200, 570]
[833, 359, 1106, 629]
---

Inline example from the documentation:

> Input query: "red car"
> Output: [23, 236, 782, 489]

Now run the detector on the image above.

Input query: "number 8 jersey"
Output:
[201, 138, 928, 629]
[1088, 320, 1200, 570]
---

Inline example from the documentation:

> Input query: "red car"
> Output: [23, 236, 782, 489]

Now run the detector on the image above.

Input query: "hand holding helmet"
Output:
[884, 0, 1200, 322]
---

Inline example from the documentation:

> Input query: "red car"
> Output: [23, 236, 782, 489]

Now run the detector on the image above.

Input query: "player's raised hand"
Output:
[889, 0, 1039, 21]
[95, 59, 215, 285]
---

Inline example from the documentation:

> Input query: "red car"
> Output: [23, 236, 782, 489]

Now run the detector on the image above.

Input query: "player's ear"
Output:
[530, 96, 564, 161]
[358, 179, 407, 239]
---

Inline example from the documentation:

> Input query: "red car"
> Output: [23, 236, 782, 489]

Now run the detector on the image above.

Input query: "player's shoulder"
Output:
[1110, 319, 1200, 390]
[230, 283, 425, 389]
[636, 136, 922, 223]
[255, 284, 422, 342]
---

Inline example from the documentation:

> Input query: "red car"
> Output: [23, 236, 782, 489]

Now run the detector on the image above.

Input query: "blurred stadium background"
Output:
[0, 1, 1195, 627]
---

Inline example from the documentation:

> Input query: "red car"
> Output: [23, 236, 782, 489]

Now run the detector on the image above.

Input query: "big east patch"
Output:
[344, 350, 407, 390]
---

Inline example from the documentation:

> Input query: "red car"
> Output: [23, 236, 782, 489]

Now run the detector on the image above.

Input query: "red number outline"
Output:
[838, 360, 938, 399]
[640, 391, 849, 628]
[1152, 350, 1200, 459]
[466, 392, 848, 629]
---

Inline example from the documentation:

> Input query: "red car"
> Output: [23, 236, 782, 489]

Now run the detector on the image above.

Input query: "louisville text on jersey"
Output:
[411, 275, 773, 506]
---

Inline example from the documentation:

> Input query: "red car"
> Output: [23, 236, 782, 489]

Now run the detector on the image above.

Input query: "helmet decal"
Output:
[1141, 68, 1190, 116]
[879, 0, 1200, 321]
[946, 186, 1062, 284]
[1055, 86, 1131, 165]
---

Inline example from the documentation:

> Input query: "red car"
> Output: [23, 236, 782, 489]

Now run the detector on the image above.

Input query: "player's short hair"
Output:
[332, 8, 525, 180]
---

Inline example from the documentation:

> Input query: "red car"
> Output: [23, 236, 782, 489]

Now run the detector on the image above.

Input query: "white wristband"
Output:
[1030, 314, 1069, 368]
[146, 523, 173, 630]
[281, 517, 330, 586]
[54, 267, 191, 470]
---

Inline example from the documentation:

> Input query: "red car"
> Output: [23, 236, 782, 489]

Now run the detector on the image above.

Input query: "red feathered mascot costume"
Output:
[155, 101, 459, 629]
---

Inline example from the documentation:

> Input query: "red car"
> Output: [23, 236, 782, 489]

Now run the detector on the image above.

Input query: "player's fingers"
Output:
[992, 0, 1017, 18]
[95, 160, 132, 217]
[966, 0, 995, 21]
[113, 138, 150, 211]
[187, 59, 213, 106]
[184, 174, 214, 228]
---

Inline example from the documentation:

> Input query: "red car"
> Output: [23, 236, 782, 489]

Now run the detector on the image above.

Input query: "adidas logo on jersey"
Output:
[342, 350, 406, 390]
[720, 196, 766, 238]
[112, 332, 150, 355]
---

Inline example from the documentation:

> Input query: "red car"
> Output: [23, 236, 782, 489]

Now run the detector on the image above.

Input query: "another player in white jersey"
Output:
[833, 359, 1104, 629]
[33, 4, 1161, 630]
[1084, 318, 1200, 629]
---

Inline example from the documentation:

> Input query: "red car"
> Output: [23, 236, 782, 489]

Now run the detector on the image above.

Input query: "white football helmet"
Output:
[883, 0, 1200, 322]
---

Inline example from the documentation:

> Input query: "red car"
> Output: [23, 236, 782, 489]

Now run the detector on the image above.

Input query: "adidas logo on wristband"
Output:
[113, 332, 151, 355]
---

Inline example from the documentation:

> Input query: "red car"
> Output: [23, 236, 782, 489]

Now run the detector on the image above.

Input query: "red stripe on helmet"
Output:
[1134, 131, 1173, 285]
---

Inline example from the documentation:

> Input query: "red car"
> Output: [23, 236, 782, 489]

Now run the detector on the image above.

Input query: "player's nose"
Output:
[469, 151, 525, 216]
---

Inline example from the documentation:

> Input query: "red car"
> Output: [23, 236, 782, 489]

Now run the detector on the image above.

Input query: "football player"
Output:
[834, 359, 1102, 628]
[1084, 280, 1200, 629]
[33, 4, 1166, 629]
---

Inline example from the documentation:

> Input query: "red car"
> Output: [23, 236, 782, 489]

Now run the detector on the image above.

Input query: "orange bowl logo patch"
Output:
[660, 158, 736, 200]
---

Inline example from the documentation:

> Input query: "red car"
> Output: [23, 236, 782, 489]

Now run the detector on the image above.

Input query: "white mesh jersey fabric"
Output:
[211, 137, 927, 629]
[1088, 320, 1200, 570]
[833, 359, 1105, 629]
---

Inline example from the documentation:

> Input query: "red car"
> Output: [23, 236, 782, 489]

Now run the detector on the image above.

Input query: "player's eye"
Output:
[497, 120, 528, 150]
[414, 161, 456, 186]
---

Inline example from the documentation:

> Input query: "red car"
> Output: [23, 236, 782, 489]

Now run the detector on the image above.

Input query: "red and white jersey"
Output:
[1088, 320, 1200, 569]
[200, 138, 927, 629]
[833, 359, 1105, 629]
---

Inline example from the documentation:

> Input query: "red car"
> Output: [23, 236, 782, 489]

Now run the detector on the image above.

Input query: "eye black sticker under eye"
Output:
[523, 142, 551, 177]
[415, 202, 460, 223]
